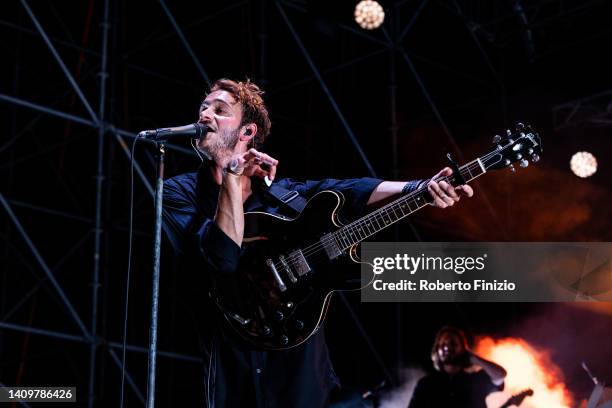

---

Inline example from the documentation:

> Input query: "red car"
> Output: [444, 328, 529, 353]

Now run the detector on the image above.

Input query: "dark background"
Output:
[1, 0, 611, 406]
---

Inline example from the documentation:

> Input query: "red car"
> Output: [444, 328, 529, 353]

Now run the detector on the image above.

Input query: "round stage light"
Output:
[570, 151, 597, 178]
[354, 0, 385, 30]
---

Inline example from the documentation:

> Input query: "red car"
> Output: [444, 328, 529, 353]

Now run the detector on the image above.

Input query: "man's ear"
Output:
[240, 124, 257, 143]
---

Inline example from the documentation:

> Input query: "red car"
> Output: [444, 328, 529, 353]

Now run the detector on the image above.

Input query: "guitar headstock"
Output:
[505, 388, 534, 406]
[481, 122, 542, 173]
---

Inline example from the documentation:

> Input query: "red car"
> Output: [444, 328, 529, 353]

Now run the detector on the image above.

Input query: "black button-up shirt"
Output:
[408, 369, 504, 408]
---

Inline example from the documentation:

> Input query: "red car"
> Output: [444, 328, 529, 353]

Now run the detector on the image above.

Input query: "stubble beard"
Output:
[197, 126, 240, 165]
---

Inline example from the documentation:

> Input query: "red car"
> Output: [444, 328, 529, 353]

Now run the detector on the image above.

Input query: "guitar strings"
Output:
[278, 176, 474, 271]
[276, 157, 490, 270]
[279, 141, 525, 269]
[277, 138, 537, 275]
[326, 149, 504, 245]
[272, 155, 497, 272]
[288, 172, 465, 267]
[284, 165, 473, 264]
[336, 159, 487, 244]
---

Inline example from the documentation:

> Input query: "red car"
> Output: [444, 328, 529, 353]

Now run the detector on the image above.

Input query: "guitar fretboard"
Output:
[333, 158, 487, 249]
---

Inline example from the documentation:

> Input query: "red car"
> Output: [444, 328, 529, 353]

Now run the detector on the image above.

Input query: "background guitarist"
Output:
[408, 326, 507, 408]
[162, 78, 474, 408]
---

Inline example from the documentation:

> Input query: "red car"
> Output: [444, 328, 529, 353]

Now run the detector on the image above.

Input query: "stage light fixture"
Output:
[570, 151, 597, 178]
[354, 0, 385, 30]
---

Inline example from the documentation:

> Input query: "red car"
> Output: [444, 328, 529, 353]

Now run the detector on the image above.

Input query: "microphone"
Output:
[137, 122, 208, 142]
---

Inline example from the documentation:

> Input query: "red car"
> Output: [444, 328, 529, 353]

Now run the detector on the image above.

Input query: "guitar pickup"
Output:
[287, 250, 311, 276]
[321, 233, 342, 260]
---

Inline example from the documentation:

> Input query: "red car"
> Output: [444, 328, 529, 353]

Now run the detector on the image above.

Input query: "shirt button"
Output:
[256, 368, 262, 374]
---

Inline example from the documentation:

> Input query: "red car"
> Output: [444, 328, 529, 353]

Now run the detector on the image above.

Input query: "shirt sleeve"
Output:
[280, 177, 425, 222]
[163, 177, 240, 275]
[474, 369, 505, 394]
[279, 177, 383, 222]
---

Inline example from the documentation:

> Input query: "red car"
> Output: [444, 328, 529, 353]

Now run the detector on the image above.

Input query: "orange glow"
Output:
[475, 337, 573, 408]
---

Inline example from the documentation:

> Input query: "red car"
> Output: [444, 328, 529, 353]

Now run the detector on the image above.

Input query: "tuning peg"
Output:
[520, 158, 529, 168]
[506, 129, 512, 137]
[492, 134, 502, 144]
[531, 153, 540, 162]
[508, 164, 516, 172]
[516, 153, 523, 160]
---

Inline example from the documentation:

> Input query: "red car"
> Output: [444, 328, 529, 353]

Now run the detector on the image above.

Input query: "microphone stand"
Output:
[137, 124, 205, 407]
[146, 141, 165, 408]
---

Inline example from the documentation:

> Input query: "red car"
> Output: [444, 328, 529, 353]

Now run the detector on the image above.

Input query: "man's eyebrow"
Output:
[201, 98, 233, 107]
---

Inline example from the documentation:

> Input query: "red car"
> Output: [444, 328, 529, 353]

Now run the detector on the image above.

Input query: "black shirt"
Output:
[162, 166, 392, 408]
[408, 369, 504, 408]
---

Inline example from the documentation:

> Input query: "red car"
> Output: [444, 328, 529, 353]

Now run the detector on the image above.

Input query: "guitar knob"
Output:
[492, 134, 502, 144]
[506, 129, 512, 137]
[516, 153, 522, 160]
[279, 335, 289, 346]
[285, 302, 294, 309]
[531, 153, 540, 162]
[508, 164, 516, 173]
[262, 325, 272, 336]
[527, 148, 534, 155]
[295, 320, 304, 330]
[520, 159, 529, 168]
[274, 311, 285, 322]
[504, 159, 511, 166]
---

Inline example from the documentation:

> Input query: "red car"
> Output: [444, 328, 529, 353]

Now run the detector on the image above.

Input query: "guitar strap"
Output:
[264, 183, 307, 215]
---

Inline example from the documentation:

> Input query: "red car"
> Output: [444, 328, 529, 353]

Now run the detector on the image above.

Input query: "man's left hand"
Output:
[427, 167, 474, 208]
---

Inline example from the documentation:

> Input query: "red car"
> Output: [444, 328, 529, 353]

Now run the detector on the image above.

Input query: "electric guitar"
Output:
[212, 123, 542, 350]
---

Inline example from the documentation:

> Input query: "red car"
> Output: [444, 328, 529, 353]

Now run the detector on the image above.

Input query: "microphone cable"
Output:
[119, 136, 139, 408]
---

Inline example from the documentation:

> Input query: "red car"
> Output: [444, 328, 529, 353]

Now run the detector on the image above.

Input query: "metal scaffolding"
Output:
[1, 0, 203, 406]
[2, 0, 607, 406]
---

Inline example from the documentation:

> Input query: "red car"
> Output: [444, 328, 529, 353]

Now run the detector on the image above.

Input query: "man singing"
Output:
[162, 79, 473, 408]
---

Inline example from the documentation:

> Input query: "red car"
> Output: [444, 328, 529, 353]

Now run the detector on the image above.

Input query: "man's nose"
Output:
[199, 108, 213, 123]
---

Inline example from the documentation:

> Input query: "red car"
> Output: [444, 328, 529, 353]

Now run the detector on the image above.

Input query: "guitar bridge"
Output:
[265, 258, 287, 292]
[279, 255, 298, 283]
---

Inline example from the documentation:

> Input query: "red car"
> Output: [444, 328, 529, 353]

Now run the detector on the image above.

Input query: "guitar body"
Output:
[213, 190, 372, 350]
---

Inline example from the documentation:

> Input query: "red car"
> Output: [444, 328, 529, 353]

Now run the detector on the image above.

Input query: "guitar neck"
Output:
[334, 158, 487, 248]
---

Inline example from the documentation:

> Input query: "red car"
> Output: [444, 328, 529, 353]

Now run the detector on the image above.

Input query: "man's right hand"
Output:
[227, 148, 278, 181]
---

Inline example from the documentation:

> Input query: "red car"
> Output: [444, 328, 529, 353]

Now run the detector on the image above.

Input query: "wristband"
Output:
[223, 167, 242, 177]
[401, 179, 426, 195]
